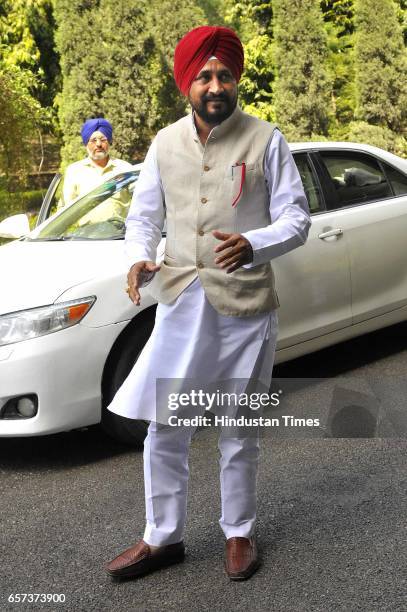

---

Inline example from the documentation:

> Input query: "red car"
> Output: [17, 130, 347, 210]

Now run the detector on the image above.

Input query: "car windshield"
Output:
[25, 170, 140, 241]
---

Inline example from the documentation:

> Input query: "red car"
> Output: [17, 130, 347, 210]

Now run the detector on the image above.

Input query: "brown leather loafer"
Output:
[225, 537, 260, 581]
[105, 540, 185, 579]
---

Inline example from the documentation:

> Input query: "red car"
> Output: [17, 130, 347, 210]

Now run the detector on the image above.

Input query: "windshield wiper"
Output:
[25, 236, 66, 241]
[26, 236, 91, 241]
[26, 234, 124, 242]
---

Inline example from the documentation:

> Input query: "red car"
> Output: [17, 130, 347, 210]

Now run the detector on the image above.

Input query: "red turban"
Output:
[174, 26, 244, 96]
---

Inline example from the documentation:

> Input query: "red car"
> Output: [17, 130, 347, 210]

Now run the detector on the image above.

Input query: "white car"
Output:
[1, 143, 407, 445]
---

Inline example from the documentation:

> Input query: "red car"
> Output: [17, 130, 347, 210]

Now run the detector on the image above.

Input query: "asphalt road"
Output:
[1, 322, 406, 612]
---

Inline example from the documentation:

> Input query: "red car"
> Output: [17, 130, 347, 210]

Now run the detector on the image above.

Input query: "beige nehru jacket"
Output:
[148, 106, 280, 317]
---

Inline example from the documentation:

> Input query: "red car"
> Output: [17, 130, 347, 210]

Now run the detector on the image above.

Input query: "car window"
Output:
[49, 176, 65, 218]
[382, 163, 407, 196]
[25, 171, 139, 241]
[319, 152, 392, 208]
[293, 153, 323, 213]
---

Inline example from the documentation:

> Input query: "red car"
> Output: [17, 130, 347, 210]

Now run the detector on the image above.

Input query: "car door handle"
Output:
[318, 228, 343, 239]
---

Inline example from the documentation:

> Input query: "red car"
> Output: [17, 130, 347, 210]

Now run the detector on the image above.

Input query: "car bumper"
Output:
[0, 320, 128, 436]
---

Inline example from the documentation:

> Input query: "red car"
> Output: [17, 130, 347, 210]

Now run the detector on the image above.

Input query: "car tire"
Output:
[101, 306, 157, 447]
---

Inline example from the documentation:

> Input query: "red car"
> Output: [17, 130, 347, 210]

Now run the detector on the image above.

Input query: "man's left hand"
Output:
[213, 230, 253, 273]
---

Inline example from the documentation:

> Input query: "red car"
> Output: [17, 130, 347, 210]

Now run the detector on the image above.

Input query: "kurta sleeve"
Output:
[242, 129, 311, 268]
[124, 138, 165, 268]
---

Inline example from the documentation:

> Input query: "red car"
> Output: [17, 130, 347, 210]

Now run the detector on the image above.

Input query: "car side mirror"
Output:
[0, 214, 30, 239]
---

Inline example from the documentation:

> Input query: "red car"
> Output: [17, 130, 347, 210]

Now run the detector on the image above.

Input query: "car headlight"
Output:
[0, 297, 96, 347]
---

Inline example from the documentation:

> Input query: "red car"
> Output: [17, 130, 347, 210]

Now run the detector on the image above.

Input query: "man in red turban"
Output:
[174, 25, 244, 96]
[105, 26, 311, 582]
[173, 26, 244, 131]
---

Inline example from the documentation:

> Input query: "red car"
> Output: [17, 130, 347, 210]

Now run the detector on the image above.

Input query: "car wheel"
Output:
[101, 307, 156, 447]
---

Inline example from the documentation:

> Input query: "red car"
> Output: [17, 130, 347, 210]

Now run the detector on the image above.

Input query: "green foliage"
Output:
[0, 0, 60, 112]
[196, 0, 225, 25]
[320, 0, 354, 36]
[55, 0, 205, 167]
[0, 189, 44, 221]
[1, 0, 405, 174]
[0, 1, 55, 192]
[239, 35, 275, 122]
[221, 2, 275, 120]
[320, 0, 356, 132]
[273, 0, 332, 140]
[395, 0, 407, 44]
[346, 121, 407, 157]
[0, 0, 40, 68]
[354, 0, 407, 133]
[28, 1, 61, 109]
[228, 0, 406, 151]
[324, 24, 356, 130]
[222, 1, 273, 41]
[0, 61, 48, 185]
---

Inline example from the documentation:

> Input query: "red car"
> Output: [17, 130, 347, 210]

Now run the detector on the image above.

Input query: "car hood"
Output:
[0, 240, 128, 315]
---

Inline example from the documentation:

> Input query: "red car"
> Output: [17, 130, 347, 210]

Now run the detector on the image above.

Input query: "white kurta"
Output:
[61, 156, 133, 206]
[107, 123, 311, 423]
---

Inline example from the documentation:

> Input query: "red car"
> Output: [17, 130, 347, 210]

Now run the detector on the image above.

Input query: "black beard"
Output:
[190, 93, 237, 125]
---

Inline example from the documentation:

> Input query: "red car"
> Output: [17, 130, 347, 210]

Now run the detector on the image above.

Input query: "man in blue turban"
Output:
[62, 117, 133, 207]
[80, 118, 113, 147]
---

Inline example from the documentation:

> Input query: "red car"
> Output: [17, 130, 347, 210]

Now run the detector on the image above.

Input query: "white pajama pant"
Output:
[143, 421, 261, 546]
[107, 277, 278, 545]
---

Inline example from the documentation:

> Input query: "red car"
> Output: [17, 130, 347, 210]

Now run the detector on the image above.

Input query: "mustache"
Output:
[202, 93, 228, 103]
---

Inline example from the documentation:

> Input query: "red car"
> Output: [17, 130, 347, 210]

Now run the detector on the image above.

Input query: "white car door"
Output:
[274, 152, 352, 349]
[317, 150, 407, 324]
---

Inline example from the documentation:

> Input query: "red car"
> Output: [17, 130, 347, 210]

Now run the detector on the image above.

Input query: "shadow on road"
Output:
[271, 320, 407, 440]
[274, 320, 407, 378]
[0, 425, 137, 471]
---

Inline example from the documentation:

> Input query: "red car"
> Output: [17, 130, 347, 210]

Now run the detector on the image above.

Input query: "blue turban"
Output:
[81, 118, 113, 145]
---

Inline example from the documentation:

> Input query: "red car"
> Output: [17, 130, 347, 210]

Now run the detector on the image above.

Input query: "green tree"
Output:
[222, 1, 275, 121]
[320, 1, 356, 133]
[222, 0, 273, 40]
[354, 0, 407, 133]
[0, 0, 60, 111]
[273, 0, 331, 139]
[320, 0, 354, 36]
[0, 61, 47, 185]
[197, 0, 225, 25]
[238, 35, 275, 122]
[395, 0, 407, 44]
[55, 0, 205, 167]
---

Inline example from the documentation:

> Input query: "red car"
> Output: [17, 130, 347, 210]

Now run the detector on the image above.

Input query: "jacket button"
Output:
[197, 262, 204, 269]
[201, 197, 207, 204]
[198, 230, 204, 236]
[203, 165, 210, 171]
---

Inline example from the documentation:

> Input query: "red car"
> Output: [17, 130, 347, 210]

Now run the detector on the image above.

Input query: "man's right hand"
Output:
[127, 261, 161, 306]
